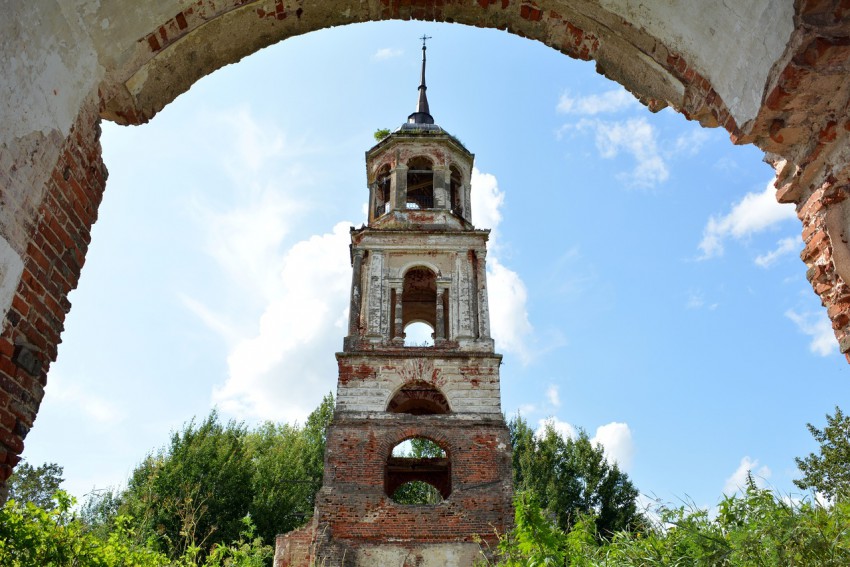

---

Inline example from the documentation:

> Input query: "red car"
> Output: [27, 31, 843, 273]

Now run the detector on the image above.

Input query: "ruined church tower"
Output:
[276, 41, 513, 567]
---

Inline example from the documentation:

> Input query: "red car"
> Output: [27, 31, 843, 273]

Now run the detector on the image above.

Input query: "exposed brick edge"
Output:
[0, 96, 107, 499]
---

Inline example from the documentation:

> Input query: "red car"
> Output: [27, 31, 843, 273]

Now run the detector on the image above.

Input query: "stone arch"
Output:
[386, 380, 452, 415]
[3, 1, 850, 499]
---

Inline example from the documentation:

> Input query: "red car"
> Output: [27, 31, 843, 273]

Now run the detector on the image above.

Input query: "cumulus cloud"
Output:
[592, 422, 634, 472]
[471, 168, 505, 246]
[723, 456, 771, 496]
[698, 180, 797, 259]
[785, 309, 837, 357]
[471, 167, 533, 361]
[373, 47, 403, 61]
[213, 222, 351, 422]
[536, 418, 635, 472]
[755, 236, 799, 268]
[557, 88, 637, 115]
[536, 417, 577, 441]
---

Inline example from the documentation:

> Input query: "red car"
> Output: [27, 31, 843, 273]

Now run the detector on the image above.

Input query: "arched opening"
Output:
[4, 10, 840, 510]
[406, 157, 434, 210]
[386, 437, 450, 504]
[387, 380, 450, 415]
[450, 165, 463, 217]
[373, 164, 391, 218]
[403, 321, 434, 347]
[402, 267, 437, 331]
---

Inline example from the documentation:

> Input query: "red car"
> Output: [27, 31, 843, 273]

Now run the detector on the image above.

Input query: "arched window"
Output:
[387, 380, 450, 415]
[392, 267, 449, 343]
[386, 437, 450, 504]
[450, 165, 463, 216]
[373, 164, 391, 218]
[406, 157, 433, 209]
[402, 267, 436, 329]
[403, 321, 434, 347]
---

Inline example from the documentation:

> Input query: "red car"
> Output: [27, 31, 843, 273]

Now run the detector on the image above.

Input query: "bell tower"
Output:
[276, 39, 513, 567]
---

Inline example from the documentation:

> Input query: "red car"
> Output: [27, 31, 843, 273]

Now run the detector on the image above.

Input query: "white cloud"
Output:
[785, 309, 837, 357]
[557, 88, 637, 115]
[213, 222, 352, 422]
[536, 418, 635, 472]
[572, 117, 668, 189]
[373, 47, 403, 61]
[723, 456, 771, 495]
[536, 417, 576, 441]
[189, 108, 310, 302]
[487, 257, 533, 362]
[546, 385, 560, 407]
[755, 236, 799, 268]
[592, 422, 634, 472]
[471, 167, 533, 361]
[698, 180, 797, 259]
[471, 168, 504, 244]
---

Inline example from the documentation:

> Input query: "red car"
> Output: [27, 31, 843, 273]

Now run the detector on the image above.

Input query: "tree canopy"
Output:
[509, 415, 642, 538]
[794, 405, 850, 501]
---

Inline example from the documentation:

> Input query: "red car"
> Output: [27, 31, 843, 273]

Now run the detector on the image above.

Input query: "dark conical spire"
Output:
[408, 35, 434, 125]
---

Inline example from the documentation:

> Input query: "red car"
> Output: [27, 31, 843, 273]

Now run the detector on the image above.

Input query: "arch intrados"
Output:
[406, 156, 434, 169]
[104, 6, 720, 132]
[386, 379, 451, 415]
[400, 263, 439, 280]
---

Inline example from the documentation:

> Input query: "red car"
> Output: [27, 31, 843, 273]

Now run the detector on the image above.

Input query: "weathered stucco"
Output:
[2, 0, 850, 509]
[599, 0, 795, 126]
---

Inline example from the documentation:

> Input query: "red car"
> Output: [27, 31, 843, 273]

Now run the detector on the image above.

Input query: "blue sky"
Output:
[23, 21, 849, 512]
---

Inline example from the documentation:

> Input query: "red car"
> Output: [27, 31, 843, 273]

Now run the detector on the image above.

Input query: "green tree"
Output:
[248, 392, 334, 541]
[509, 415, 641, 539]
[120, 410, 253, 559]
[794, 406, 850, 501]
[7, 460, 64, 511]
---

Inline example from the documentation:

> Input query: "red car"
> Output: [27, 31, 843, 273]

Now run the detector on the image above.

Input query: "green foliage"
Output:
[390, 481, 443, 505]
[117, 393, 333, 561]
[490, 481, 850, 567]
[0, 490, 271, 567]
[8, 460, 64, 511]
[373, 128, 391, 141]
[121, 410, 253, 559]
[509, 415, 642, 538]
[248, 392, 334, 538]
[794, 406, 850, 501]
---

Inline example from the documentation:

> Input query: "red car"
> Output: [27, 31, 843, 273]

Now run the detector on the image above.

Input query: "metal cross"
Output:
[420, 34, 432, 49]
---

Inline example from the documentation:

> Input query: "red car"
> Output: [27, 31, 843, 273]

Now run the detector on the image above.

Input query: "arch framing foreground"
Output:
[1, 0, 850, 498]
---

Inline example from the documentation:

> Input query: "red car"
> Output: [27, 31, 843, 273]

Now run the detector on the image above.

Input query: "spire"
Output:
[408, 35, 434, 125]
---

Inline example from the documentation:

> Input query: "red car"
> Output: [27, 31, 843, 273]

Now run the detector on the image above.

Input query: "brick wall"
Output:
[0, 98, 106, 498]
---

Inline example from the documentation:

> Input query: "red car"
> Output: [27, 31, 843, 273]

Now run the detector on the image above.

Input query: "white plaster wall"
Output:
[336, 356, 503, 414]
[598, 0, 795, 125]
[0, 236, 24, 333]
[355, 542, 482, 566]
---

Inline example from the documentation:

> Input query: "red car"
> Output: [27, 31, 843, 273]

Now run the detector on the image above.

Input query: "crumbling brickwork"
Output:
[0, 97, 106, 497]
